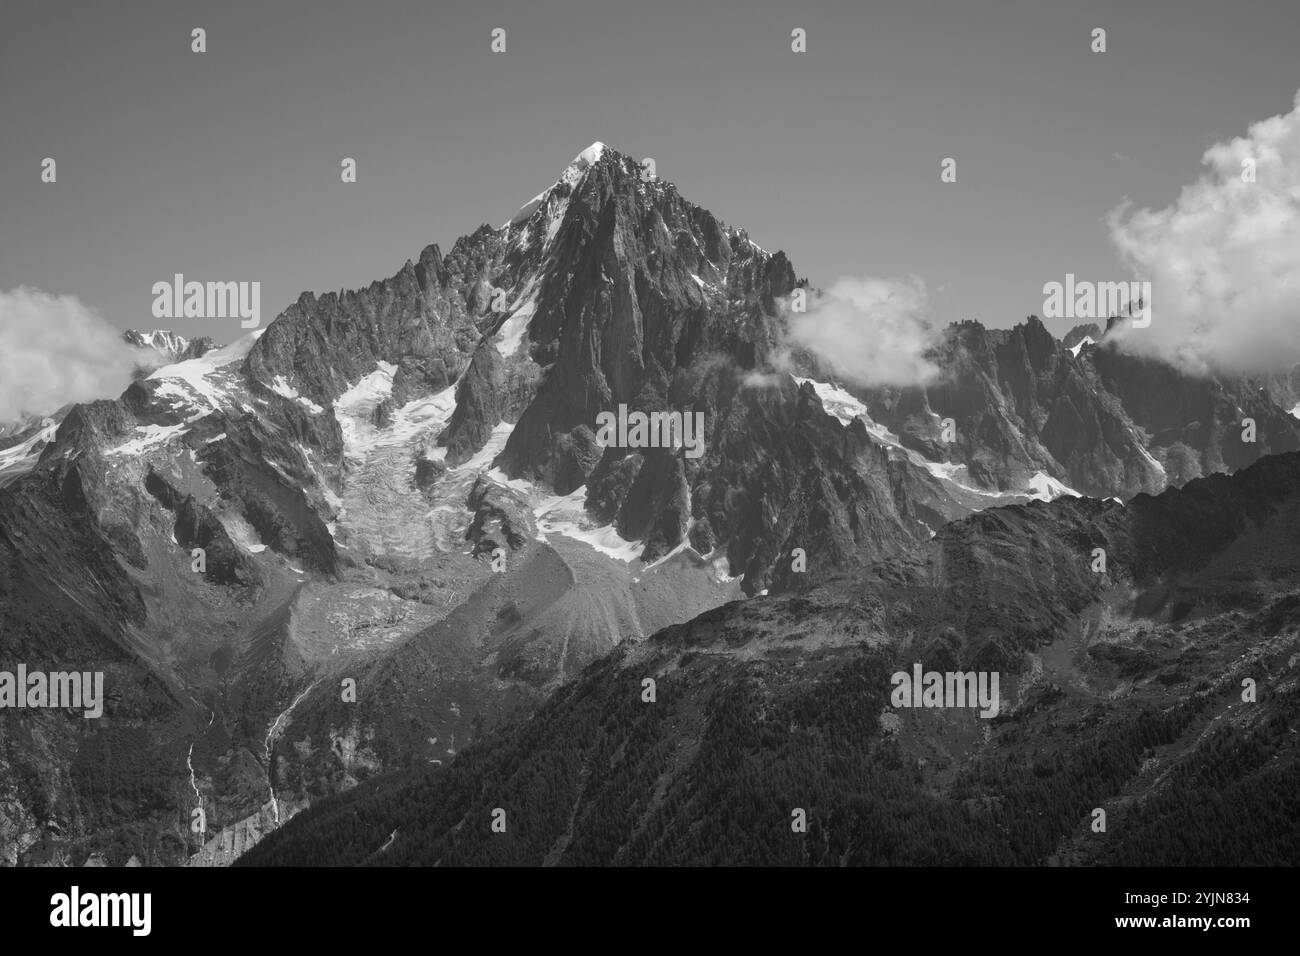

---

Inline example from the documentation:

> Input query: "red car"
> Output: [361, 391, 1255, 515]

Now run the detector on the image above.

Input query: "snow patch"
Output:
[793, 377, 867, 426]
[270, 375, 324, 414]
[794, 376, 903, 445]
[454, 421, 514, 474]
[330, 381, 458, 557]
[704, 548, 739, 584]
[508, 191, 548, 228]
[1068, 336, 1095, 357]
[106, 423, 189, 457]
[640, 541, 695, 574]
[1130, 431, 1167, 480]
[794, 374, 1086, 506]
[496, 298, 536, 357]
[534, 486, 644, 563]
[334, 362, 398, 463]
[147, 329, 265, 413]
[0, 428, 51, 482]
[1024, 471, 1082, 502]
[923, 460, 1009, 497]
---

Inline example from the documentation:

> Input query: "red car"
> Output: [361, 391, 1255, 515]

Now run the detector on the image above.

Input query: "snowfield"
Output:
[147, 329, 266, 415]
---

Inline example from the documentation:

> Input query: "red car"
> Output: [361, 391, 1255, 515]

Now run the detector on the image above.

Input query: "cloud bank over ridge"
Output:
[0, 287, 139, 422]
[1107, 89, 1300, 375]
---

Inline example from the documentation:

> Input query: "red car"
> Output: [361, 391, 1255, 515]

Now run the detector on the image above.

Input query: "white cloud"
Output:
[0, 287, 138, 422]
[740, 369, 783, 389]
[1107, 89, 1300, 375]
[783, 275, 939, 387]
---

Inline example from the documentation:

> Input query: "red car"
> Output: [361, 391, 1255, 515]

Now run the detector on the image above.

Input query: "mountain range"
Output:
[2, 143, 1298, 866]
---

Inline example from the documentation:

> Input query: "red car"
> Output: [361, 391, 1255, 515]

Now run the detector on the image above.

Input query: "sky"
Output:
[2, 0, 1299, 349]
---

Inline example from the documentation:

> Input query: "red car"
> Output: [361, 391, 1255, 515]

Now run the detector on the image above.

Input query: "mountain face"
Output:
[857, 317, 1300, 500]
[2, 142, 1296, 867]
[242, 452, 1300, 867]
[240, 143, 944, 585]
[2, 143, 941, 865]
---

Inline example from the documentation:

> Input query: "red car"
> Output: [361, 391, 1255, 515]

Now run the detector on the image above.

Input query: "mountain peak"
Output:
[124, 329, 190, 354]
[572, 141, 608, 165]
[556, 140, 612, 189]
[503, 141, 621, 229]
[123, 328, 217, 367]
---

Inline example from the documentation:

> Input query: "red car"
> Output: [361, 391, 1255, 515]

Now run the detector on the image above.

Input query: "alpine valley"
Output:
[3, 144, 1298, 866]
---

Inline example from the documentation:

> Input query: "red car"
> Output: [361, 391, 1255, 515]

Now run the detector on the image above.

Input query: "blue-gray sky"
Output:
[3, 0, 1299, 343]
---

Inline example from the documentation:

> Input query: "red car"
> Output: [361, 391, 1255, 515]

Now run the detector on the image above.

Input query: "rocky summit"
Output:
[2, 143, 1298, 867]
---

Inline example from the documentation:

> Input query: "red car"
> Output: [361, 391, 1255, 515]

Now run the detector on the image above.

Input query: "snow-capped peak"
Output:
[125, 329, 191, 356]
[573, 141, 606, 166]
[557, 141, 607, 189]
[503, 141, 614, 229]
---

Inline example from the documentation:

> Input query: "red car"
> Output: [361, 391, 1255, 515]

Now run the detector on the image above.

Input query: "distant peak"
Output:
[124, 329, 189, 351]
[123, 329, 218, 365]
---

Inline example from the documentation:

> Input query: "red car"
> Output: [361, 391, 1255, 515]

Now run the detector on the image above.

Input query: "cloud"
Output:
[0, 287, 138, 422]
[783, 275, 940, 387]
[740, 369, 784, 389]
[1106, 89, 1300, 375]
